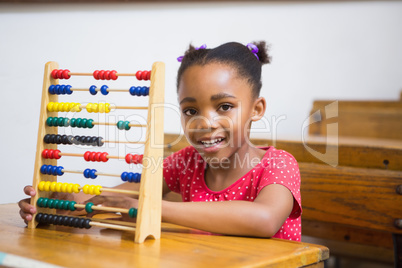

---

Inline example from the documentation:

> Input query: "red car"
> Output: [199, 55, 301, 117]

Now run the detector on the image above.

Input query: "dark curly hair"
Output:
[177, 41, 271, 98]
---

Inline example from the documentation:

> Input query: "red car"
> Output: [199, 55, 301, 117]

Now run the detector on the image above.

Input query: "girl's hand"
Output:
[18, 186, 36, 224]
[85, 195, 139, 221]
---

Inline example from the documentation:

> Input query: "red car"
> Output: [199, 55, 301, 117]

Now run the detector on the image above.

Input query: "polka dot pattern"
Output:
[163, 146, 302, 241]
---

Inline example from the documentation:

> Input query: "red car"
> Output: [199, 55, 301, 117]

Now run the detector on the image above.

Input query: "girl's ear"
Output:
[251, 97, 266, 122]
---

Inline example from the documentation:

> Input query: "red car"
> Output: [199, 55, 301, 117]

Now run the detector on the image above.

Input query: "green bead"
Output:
[63, 200, 70, 210]
[69, 201, 77, 211]
[124, 121, 131, 130]
[47, 199, 54, 208]
[75, 118, 82, 128]
[53, 199, 60, 209]
[63, 118, 70, 127]
[117, 121, 124, 130]
[85, 202, 94, 213]
[58, 200, 65, 209]
[42, 198, 49, 208]
[46, 117, 54, 126]
[57, 117, 64, 126]
[70, 118, 76, 127]
[37, 197, 44, 207]
[87, 119, 94, 128]
[80, 119, 87, 128]
[128, 208, 137, 218]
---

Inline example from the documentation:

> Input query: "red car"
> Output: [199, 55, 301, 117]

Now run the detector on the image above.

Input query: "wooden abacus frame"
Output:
[28, 61, 165, 243]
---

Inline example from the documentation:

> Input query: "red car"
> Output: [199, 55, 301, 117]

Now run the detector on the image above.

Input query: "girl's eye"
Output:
[183, 108, 197, 116]
[219, 104, 233, 112]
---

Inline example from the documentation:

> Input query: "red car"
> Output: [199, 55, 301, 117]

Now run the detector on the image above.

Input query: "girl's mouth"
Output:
[198, 138, 226, 152]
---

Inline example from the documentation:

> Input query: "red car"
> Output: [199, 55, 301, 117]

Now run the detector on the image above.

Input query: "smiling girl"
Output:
[19, 41, 302, 240]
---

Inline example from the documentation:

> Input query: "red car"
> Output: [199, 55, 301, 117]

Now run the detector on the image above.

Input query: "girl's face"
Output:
[178, 62, 265, 164]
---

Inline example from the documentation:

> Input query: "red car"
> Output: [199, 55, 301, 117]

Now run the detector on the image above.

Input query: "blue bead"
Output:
[129, 86, 135, 96]
[134, 87, 141, 96]
[145, 87, 149, 96]
[134, 173, 141, 183]
[89, 85, 97, 95]
[127, 173, 134, 182]
[89, 169, 97, 179]
[45, 165, 53, 175]
[51, 166, 58, 175]
[48, 85, 56, 94]
[54, 85, 60, 95]
[59, 85, 66, 95]
[140, 87, 146, 96]
[121, 172, 128, 181]
[57, 166, 64, 176]
[66, 85, 73, 95]
[83, 169, 91, 178]
[100, 85, 109, 95]
[40, 165, 47, 174]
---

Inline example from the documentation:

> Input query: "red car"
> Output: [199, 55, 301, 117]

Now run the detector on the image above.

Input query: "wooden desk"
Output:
[0, 203, 329, 267]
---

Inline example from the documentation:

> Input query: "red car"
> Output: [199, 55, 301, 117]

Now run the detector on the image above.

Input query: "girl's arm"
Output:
[162, 184, 293, 237]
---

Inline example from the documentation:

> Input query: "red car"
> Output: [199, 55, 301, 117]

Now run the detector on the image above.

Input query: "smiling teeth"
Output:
[200, 138, 224, 147]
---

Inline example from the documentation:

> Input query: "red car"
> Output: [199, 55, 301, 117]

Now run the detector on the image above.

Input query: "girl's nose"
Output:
[193, 112, 220, 130]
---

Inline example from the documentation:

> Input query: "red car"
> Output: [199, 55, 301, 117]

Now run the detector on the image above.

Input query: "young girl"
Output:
[19, 41, 302, 241]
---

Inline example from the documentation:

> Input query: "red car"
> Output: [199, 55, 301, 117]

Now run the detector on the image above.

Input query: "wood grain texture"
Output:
[1, 204, 328, 268]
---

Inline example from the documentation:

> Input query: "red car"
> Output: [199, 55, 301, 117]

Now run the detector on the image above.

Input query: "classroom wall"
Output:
[0, 1, 401, 204]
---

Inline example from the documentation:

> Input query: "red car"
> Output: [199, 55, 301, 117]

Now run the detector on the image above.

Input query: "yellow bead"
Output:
[67, 183, 73, 193]
[38, 181, 45, 191]
[86, 103, 93, 113]
[105, 103, 110, 113]
[61, 182, 69, 192]
[44, 181, 51, 192]
[94, 186, 102, 195]
[50, 181, 57, 192]
[55, 182, 62, 192]
[53, 102, 60, 112]
[98, 103, 105, 113]
[83, 185, 89, 194]
[47, 102, 54, 112]
[73, 184, 80, 193]
[89, 185, 95, 195]
[93, 103, 99, 113]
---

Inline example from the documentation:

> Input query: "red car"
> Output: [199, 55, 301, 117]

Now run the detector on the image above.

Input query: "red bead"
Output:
[94, 152, 101, 162]
[125, 154, 132, 164]
[104, 71, 111, 80]
[138, 154, 143, 164]
[146, 71, 151, 80]
[100, 152, 108, 162]
[141, 71, 148, 80]
[84, 151, 91, 161]
[99, 70, 105, 80]
[42, 149, 49, 158]
[136, 71, 142, 80]
[62, 70, 70, 79]
[54, 150, 61, 159]
[57, 70, 63, 79]
[93, 70, 100, 80]
[110, 70, 117, 80]
[51, 70, 58, 79]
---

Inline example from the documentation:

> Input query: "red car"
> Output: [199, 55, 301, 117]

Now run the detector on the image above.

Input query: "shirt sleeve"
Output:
[257, 150, 302, 217]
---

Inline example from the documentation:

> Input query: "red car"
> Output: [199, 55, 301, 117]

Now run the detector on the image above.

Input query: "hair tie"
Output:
[246, 43, 259, 60]
[177, 44, 207, 62]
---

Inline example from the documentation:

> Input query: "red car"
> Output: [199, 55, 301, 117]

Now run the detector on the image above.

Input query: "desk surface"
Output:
[0, 203, 329, 267]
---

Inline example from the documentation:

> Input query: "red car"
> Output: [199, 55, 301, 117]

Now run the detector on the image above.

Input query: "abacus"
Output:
[28, 61, 165, 243]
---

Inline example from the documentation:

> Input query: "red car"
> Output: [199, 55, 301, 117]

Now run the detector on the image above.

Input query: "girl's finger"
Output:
[23, 186, 36, 197]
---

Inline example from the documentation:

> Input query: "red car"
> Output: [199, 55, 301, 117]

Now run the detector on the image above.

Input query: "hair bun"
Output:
[252, 41, 271, 64]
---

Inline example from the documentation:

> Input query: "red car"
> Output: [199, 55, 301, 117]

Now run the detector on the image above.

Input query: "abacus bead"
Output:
[58, 200, 65, 209]
[121, 172, 128, 181]
[55, 215, 64, 225]
[41, 213, 49, 223]
[83, 169, 90, 178]
[54, 150, 61, 159]
[89, 169, 97, 179]
[51, 70, 58, 79]
[100, 85, 109, 95]
[93, 70, 100, 80]
[104, 71, 110, 80]
[47, 199, 54, 208]
[48, 85, 56, 94]
[100, 152, 108, 162]
[63, 118, 69, 126]
[69, 201, 77, 211]
[125, 154, 131, 164]
[90, 137, 98, 146]
[40, 165, 47, 174]
[117, 121, 124, 130]
[36, 213, 43, 223]
[129, 86, 135, 96]
[140, 87, 147, 96]
[70, 118, 76, 127]
[57, 70, 63, 79]
[98, 138, 104, 147]
[124, 121, 130, 130]
[75, 118, 82, 128]
[60, 85, 66, 94]
[66, 217, 74, 227]
[42, 149, 49, 158]
[87, 119, 94, 128]
[37, 197, 44, 207]
[66, 85, 73, 95]
[63, 200, 70, 210]
[72, 218, 79, 228]
[84, 136, 92, 144]
[110, 70, 117, 80]
[134, 173, 141, 183]
[134, 87, 141, 96]
[51, 166, 58, 175]
[41, 198, 49, 208]
[62, 70, 70, 79]
[84, 219, 92, 229]
[53, 199, 60, 209]
[43, 134, 50, 143]
[84, 151, 91, 161]
[56, 166, 64, 176]
[146, 71, 151, 80]
[85, 202, 94, 213]
[127, 173, 134, 182]
[128, 208, 137, 218]
[89, 85, 97, 95]
[99, 70, 105, 80]
[80, 119, 87, 128]
[136, 71, 142, 80]
[46, 117, 53, 126]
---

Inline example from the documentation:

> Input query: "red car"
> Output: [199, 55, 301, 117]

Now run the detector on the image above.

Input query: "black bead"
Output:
[72, 218, 79, 228]
[67, 135, 74, 145]
[55, 135, 62, 144]
[78, 218, 85, 228]
[35, 213, 43, 222]
[98, 137, 104, 147]
[42, 213, 49, 223]
[67, 217, 74, 227]
[43, 135, 51, 144]
[84, 219, 92, 229]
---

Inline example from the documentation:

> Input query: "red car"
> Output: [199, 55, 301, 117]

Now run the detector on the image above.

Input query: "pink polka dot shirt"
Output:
[163, 146, 302, 241]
